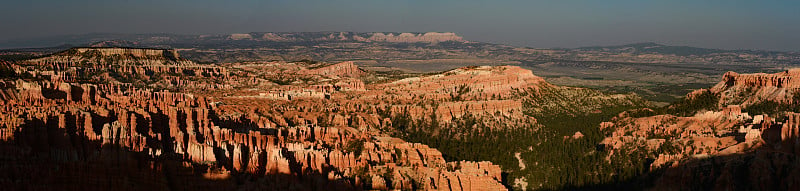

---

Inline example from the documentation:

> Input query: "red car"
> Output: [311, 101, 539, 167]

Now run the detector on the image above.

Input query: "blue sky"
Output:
[2, 0, 799, 50]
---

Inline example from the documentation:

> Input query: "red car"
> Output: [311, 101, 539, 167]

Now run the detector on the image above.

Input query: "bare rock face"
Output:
[717, 69, 800, 89]
[709, 68, 800, 106]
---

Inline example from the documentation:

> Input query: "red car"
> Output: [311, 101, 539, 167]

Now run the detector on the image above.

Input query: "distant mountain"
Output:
[237, 32, 465, 43]
[3, 33, 791, 57]
[0, 44, 76, 53]
[575, 42, 783, 56]
[88, 40, 141, 48]
[0, 32, 466, 49]
[0, 33, 173, 49]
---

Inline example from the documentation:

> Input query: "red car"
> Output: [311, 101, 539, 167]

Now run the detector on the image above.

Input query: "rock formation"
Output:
[300, 61, 365, 77]
[709, 68, 800, 106]
[597, 69, 800, 190]
[0, 47, 511, 190]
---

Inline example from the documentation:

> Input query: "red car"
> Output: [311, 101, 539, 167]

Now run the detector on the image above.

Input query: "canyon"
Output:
[1, 47, 554, 190]
[1, 45, 798, 190]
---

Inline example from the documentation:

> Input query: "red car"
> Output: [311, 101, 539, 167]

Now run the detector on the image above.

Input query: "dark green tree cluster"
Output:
[80, 49, 103, 59]
[743, 94, 800, 119]
[345, 138, 365, 158]
[397, 112, 538, 171]
[449, 84, 471, 101]
[0, 64, 16, 79]
[623, 89, 722, 118]
[518, 105, 653, 190]
[0, 54, 44, 62]
[639, 89, 798, 119]
[662, 90, 719, 116]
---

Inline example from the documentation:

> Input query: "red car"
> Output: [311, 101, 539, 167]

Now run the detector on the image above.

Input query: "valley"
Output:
[5, 33, 798, 105]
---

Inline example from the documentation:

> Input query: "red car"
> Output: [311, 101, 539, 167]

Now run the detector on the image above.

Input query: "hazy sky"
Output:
[2, 0, 799, 51]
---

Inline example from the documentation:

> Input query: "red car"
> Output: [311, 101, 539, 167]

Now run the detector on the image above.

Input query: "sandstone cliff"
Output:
[709, 68, 800, 106]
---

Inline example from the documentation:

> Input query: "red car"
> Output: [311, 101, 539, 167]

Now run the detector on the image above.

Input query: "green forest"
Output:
[387, 86, 657, 190]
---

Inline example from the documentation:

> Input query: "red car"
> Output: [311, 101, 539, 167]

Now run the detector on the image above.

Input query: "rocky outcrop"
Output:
[260, 33, 295, 41]
[648, 112, 800, 190]
[709, 68, 800, 106]
[229, 33, 253, 40]
[601, 110, 746, 169]
[300, 61, 364, 78]
[598, 69, 800, 190]
[780, 112, 800, 153]
[599, 107, 800, 190]
[716, 69, 800, 89]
